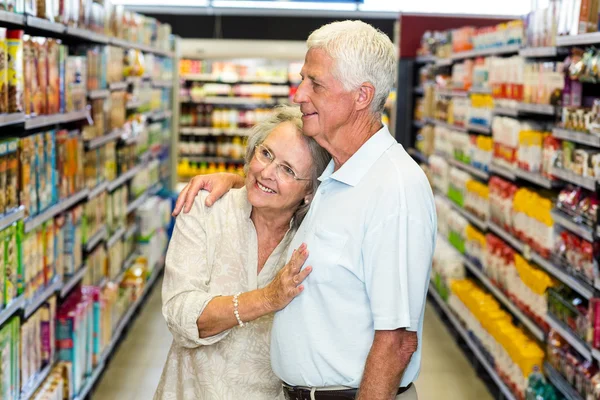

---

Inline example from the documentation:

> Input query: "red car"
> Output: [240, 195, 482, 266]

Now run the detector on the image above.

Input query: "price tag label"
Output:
[523, 244, 532, 261]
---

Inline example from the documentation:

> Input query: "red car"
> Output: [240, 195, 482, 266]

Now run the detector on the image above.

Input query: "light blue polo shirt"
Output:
[270, 126, 437, 389]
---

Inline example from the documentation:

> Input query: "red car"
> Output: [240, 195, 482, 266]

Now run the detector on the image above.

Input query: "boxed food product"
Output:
[4, 224, 18, 305]
[0, 141, 7, 216]
[0, 28, 7, 114]
[19, 135, 36, 218]
[47, 39, 60, 115]
[7, 30, 24, 114]
[65, 56, 87, 113]
[34, 37, 48, 116]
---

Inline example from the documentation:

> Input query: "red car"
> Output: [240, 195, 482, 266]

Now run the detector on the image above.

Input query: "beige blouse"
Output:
[154, 187, 293, 400]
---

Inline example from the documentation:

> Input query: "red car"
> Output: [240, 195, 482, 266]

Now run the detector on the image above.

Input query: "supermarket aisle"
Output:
[94, 277, 171, 400]
[93, 284, 491, 400]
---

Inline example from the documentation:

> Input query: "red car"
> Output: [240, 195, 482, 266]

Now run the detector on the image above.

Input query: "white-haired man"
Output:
[173, 20, 436, 400]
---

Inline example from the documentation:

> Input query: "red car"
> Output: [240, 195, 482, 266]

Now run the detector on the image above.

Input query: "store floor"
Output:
[93, 280, 492, 400]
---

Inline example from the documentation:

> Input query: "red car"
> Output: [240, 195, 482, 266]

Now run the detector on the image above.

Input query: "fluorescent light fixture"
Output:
[211, 0, 357, 11]
[111, 0, 208, 5]
[400, 0, 531, 15]
[359, 0, 401, 12]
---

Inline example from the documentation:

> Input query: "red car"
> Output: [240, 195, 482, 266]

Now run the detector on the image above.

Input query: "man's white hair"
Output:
[307, 20, 396, 115]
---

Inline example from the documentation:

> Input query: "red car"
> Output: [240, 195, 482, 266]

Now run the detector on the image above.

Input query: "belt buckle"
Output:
[283, 387, 303, 400]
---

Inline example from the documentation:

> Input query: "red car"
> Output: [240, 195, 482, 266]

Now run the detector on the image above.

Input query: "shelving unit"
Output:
[0, 11, 179, 400]
[428, 284, 517, 400]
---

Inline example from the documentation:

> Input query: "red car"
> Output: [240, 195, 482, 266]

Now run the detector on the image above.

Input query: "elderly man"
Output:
[173, 20, 436, 400]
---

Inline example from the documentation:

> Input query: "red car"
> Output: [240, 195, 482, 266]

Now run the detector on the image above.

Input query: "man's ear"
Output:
[355, 82, 376, 112]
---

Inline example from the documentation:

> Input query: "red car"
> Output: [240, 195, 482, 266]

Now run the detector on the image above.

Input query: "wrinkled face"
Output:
[294, 48, 357, 143]
[246, 121, 313, 216]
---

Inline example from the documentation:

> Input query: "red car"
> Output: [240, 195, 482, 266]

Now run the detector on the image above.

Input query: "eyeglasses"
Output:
[254, 144, 311, 183]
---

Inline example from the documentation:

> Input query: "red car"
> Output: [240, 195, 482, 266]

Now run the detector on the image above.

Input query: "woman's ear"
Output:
[304, 193, 313, 205]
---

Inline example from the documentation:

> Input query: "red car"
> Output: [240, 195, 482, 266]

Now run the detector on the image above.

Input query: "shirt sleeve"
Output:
[362, 209, 435, 332]
[162, 194, 230, 348]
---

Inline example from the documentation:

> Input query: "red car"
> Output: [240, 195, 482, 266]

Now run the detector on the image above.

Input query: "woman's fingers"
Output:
[294, 266, 312, 286]
[172, 184, 190, 216]
[288, 244, 308, 273]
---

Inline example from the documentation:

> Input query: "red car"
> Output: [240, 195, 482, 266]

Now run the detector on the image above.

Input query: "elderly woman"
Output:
[154, 105, 330, 400]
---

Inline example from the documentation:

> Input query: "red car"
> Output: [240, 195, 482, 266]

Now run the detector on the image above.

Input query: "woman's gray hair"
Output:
[244, 105, 330, 229]
[307, 20, 396, 115]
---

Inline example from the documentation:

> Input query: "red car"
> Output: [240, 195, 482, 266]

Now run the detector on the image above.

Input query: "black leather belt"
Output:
[283, 383, 412, 400]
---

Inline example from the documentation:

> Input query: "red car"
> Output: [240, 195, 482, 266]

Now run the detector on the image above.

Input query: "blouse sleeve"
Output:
[162, 194, 230, 348]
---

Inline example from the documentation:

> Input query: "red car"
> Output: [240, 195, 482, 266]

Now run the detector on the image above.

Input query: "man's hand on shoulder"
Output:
[172, 173, 245, 216]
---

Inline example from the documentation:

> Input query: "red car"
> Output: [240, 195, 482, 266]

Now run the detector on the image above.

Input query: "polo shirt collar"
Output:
[319, 125, 396, 187]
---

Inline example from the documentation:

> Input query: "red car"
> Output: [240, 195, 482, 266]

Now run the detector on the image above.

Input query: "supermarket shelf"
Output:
[437, 88, 469, 98]
[415, 55, 436, 64]
[153, 80, 174, 88]
[466, 124, 492, 135]
[462, 257, 545, 341]
[408, 148, 429, 165]
[469, 87, 492, 95]
[180, 126, 253, 136]
[546, 312, 591, 360]
[0, 296, 24, 328]
[181, 73, 288, 84]
[63, 109, 89, 124]
[24, 278, 62, 319]
[107, 227, 126, 248]
[447, 158, 489, 180]
[488, 221, 595, 299]
[427, 284, 516, 400]
[60, 265, 88, 298]
[494, 103, 556, 117]
[127, 193, 148, 214]
[24, 189, 90, 233]
[149, 182, 162, 196]
[26, 16, 64, 33]
[519, 102, 557, 115]
[450, 44, 520, 60]
[515, 168, 558, 189]
[181, 155, 245, 164]
[124, 224, 138, 240]
[109, 82, 128, 91]
[85, 226, 107, 253]
[413, 120, 425, 129]
[24, 109, 88, 130]
[518, 47, 565, 58]
[450, 202, 488, 231]
[73, 359, 106, 400]
[435, 58, 453, 67]
[181, 96, 277, 106]
[88, 181, 108, 200]
[151, 110, 173, 121]
[0, 112, 25, 127]
[107, 164, 143, 192]
[88, 89, 110, 100]
[551, 209, 594, 242]
[25, 113, 64, 130]
[73, 260, 166, 400]
[557, 32, 600, 47]
[0, 207, 24, 233]
[490, 162, 517, 180]
[551, 167, 596, 191]
[85, 129, 123, 150]
[491, 163, 558, 188]
[433, 120, 468, 133]
[20, 361, 53, 400]
[488, 222, 524, 252]
[552, 127, 600, 148]
[126, 99, 145, 110]
[531, 252, 595, 299]
[65, 26, 109, 44]
[0, 10, 25, 25]
[493, 107, 519, 117]
[544, 362, 584, 400]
